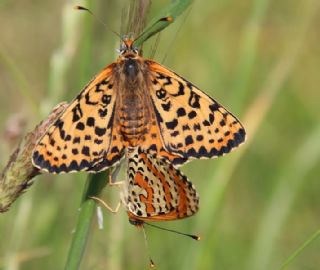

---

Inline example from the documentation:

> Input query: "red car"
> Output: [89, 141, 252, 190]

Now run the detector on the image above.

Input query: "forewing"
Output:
[147, 60, 246, 164]
[124, 148, 199, 221]
[32, 64, 124, 173]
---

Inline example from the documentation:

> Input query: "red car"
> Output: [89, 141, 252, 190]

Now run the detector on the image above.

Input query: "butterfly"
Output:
[90, 148, 199, 268]
[32, 38, 246, 173]
[120, 148, 199, 223]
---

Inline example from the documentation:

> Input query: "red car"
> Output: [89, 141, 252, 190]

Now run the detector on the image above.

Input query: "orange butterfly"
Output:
[32, 38, 246, 173]
[90, 148, 198, 225]
[121, 148, 199, 223]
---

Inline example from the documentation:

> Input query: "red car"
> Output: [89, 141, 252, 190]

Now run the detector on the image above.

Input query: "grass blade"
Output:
[276, 229, 320, 270]
[64, 172, 107, 270]
[134, 0, 193, 47]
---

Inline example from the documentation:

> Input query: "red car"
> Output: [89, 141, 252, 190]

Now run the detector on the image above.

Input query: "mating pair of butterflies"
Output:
[32, 38, 246, 223]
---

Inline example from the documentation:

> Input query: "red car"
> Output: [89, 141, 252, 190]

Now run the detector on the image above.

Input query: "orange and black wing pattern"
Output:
[123, 148, 199, 221]
[146, 60, 246, 165]
[32, 64, 125, 173]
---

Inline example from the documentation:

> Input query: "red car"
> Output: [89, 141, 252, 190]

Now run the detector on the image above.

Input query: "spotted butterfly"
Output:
[32, 38, 246, 173]
[120, 148, 199, 222]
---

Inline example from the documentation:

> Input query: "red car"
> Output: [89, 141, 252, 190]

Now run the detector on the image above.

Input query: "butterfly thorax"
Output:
[115, 52, 153, 146]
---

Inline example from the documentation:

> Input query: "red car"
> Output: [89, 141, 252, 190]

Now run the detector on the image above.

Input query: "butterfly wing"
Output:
[32, 64, 125, 173]
[146, 60, 246, 164]
[123, 148, 199, 221]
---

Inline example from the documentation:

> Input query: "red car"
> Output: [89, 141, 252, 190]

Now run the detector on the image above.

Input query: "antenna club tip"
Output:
[160, 16, 174, 23]
[74, 5, 88, 11]
[190, 235, 201, 241]
[166, 16, 174, 22]
[150, 260, 156, 268]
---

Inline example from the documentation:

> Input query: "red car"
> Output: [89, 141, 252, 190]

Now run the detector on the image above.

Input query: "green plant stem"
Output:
[276, 229, 320, 270]
[64, 172, 107, 270]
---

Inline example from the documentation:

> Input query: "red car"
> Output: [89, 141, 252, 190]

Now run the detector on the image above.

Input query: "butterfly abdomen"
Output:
[118, 94, 151, 146]
[117, 58, 153, 146]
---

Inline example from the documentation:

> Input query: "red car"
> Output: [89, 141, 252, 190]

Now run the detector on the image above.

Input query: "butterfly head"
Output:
[119, 38, 139, 57]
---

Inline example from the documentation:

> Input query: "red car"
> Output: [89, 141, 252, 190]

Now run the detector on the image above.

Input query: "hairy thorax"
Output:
[115, 56, 152, 146]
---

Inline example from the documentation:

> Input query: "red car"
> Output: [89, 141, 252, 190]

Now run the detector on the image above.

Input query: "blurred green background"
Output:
[1, 0, 320, 269]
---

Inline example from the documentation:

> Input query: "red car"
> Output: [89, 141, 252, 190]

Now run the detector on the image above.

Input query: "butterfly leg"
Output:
[90, 196, 121, 213]
[108, 174, 125, 187]
[108, 162, 125, 187]
[89, 163, 125, 213]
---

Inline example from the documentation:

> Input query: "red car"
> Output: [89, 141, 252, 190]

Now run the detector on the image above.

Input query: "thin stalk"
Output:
[64, 172, 107, 270]
[276, 229, 320, 270]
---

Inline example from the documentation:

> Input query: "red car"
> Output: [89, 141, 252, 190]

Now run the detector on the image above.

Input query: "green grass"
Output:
[1, 0, 320, 269]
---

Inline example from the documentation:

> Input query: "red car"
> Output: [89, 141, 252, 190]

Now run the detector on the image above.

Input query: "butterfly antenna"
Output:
[141, 224, 156, 268]
[149, 32, 161, 59]
[144, 222, 200, 241]
[74, 6, 121, 39]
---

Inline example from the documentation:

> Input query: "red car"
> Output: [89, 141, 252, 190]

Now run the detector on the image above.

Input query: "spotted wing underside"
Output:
[32, 64, 125, 173]
[146, 60, 246, 165]
[123, 148, 199, 221]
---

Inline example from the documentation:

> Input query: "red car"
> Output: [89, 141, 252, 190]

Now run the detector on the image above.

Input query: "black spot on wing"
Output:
[171, 81, 185, 97]
[95, 127, 106, 136]
[151, 99, 163, 123]
[161, 102, 171, 111]
[209, 103, 220, 112]
[102, 94, 112, 105]
[185, 135, 194, 146]
[85, 91, 99, 105]
[111, 146, 120, 153]
[72, 104, 83, 122]
[76, 122, 85, 131]
[86, 117, 95, 127]
[156, 89, 167, 99]
[176, 107, 186, 117]
[82, 146, 90, 156]
[165, 119, 178, 130]
[188, 91, 200, 108]
[220, 119, 226, 126]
